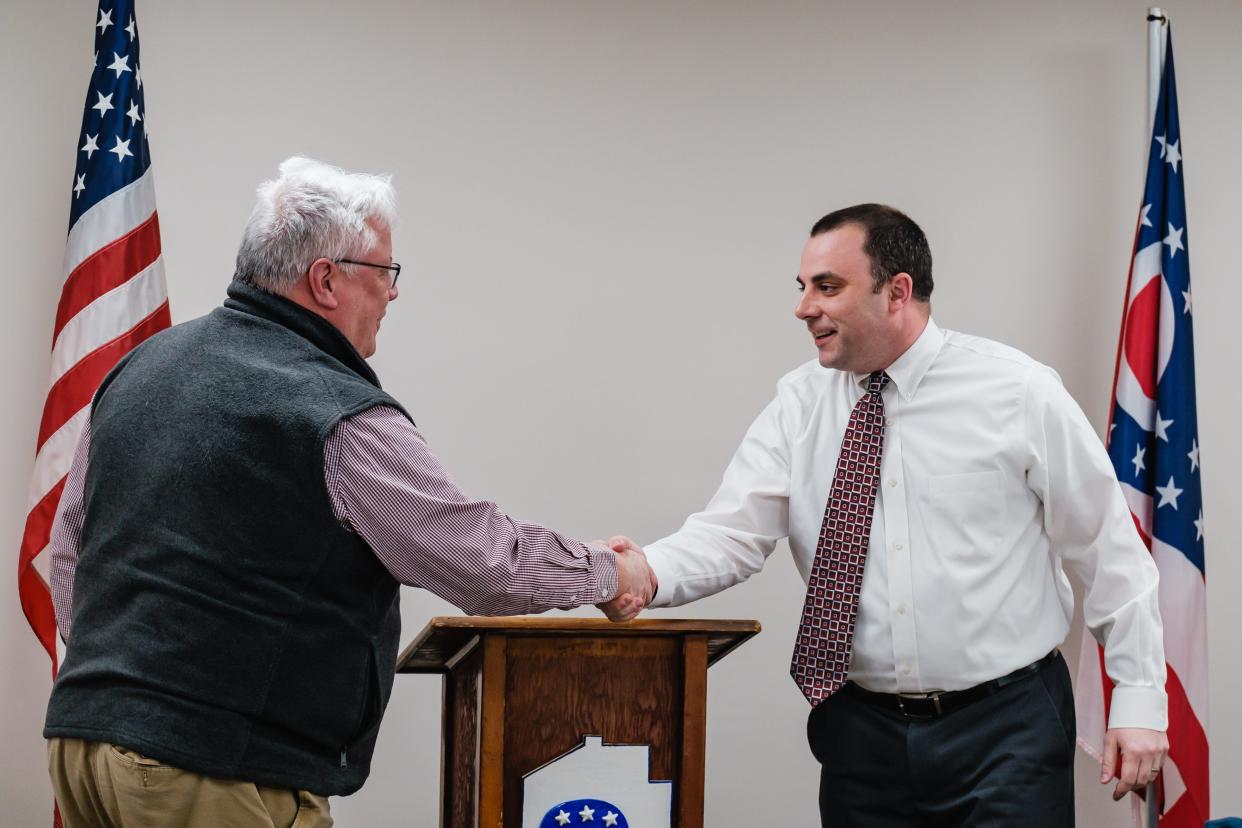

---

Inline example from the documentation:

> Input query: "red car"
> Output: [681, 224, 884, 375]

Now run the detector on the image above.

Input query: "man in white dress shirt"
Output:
[607, 204, 1168, 826]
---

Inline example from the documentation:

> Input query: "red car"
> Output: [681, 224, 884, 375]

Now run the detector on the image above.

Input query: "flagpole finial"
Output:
[1147, 7, 1167, 22]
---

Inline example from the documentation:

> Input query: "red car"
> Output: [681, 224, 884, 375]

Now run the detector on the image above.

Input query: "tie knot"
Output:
[868, 371, 889, 395]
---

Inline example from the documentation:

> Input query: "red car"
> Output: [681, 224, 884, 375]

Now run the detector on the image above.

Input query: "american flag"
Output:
[17, 0, 170, 675]
[1074, 29, 1208, 827]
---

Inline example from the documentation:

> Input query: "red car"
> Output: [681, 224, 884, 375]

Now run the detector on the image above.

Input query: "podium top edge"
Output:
[396, 615, 761, 673]
[425, 615, 759, 634]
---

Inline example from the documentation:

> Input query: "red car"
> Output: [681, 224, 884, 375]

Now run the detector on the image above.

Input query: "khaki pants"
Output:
[48, 738, 332, 828]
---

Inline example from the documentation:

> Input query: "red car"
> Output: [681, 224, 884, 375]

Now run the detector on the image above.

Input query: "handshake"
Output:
[592, 536, 658, 623]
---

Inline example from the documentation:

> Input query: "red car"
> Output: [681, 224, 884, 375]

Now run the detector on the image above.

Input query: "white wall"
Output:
[2, 1, 1238, 825]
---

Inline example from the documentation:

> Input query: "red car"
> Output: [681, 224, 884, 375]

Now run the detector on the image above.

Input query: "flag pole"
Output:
[1143, 12, 1165, 827]
[1144, 7, 1168, 827]
[1148, 8, 1167, 130]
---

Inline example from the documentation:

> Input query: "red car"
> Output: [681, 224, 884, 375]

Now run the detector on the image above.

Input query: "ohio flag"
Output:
[1075, 28, 1208, 827]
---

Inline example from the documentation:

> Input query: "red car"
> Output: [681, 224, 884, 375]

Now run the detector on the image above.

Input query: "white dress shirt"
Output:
[646, 318, 1166, 730]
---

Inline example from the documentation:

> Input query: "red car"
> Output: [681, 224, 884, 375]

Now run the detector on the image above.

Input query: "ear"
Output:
[305, 257, 341, 310]
[888, 272, 914, 312]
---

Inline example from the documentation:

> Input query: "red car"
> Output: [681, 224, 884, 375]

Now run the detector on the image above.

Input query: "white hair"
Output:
[233, 156, 397, 293]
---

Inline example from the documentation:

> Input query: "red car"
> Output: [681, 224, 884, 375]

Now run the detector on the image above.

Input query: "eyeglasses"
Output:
[335, 258, 402, 289]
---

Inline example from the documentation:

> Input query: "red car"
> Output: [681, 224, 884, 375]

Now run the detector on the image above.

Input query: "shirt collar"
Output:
[852, 316, 944, 402]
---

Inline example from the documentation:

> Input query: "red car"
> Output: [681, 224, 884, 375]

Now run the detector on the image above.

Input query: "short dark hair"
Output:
[810, 204, 933, 301]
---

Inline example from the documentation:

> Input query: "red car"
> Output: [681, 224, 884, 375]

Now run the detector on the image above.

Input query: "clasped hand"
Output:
[593, 535, 656, 622]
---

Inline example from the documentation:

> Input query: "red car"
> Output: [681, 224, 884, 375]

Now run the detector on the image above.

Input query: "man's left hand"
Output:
[1100, 727, 1169, 801]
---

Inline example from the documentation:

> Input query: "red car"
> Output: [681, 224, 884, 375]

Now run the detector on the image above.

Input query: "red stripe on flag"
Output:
[1163, 665, 1209, 823]
[53, 212, 162, 348]
[1159, 790, 1206, 828]
[16, 476, 67, 674]
[36, 301, 172, 452]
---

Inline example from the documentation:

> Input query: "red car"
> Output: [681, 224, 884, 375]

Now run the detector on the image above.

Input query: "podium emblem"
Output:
[539, 798, 627, 827]
[522, 736, 671, 828]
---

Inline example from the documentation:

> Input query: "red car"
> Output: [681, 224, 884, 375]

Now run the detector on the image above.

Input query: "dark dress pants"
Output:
[806, 653, 1076, 827]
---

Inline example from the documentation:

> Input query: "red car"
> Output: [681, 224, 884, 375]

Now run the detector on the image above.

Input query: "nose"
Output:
[388, 282, 399, 301]
[794, 289, 817, 321]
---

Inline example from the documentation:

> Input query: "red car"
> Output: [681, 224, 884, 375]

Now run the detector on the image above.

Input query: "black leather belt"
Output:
[841, 650, 1061, 719]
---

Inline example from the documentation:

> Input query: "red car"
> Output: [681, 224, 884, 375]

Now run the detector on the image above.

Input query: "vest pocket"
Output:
[340, 641, 383, 767]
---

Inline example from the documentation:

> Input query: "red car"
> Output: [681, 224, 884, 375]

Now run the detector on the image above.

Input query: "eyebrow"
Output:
[795, 272, 841, 287]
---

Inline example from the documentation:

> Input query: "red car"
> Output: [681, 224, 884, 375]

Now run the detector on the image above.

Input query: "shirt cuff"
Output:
[645, 547, 676, 608]
[1106, 685, 1169, 731]
[586, 544, 620, 604]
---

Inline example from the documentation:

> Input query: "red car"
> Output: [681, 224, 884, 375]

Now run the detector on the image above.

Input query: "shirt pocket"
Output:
[924, 470, 1006, 559]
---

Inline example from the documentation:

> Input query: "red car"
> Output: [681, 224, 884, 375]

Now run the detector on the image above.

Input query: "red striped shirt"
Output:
[50, 405, 618, 638]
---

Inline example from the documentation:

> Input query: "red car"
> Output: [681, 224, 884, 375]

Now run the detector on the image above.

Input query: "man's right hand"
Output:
[596, 535, 657, 622]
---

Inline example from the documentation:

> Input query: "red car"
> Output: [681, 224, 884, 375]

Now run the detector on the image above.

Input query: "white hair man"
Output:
[44, 157, 655, 828]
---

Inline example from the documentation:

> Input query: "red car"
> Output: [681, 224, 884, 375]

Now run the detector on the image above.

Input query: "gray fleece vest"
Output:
[45, 281, 406, 796]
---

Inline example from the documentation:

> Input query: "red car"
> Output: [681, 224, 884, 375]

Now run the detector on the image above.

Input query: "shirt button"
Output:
[888, 479, 898, 488]
[900, 664, 912, 676]
[600, 586, 610, 599]
[896, 604, 907, 616]
[886, 418, 894, 426]
[894, 542, 904, 551]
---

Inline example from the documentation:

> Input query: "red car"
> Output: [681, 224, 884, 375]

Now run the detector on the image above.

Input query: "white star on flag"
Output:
[1155, 134, 1167, 158]
[1188, 438, 1199, 472]
[73, 174, 86, 199]
[135, 67, 142, 91]
[126, 102, 142, 127]
[91, 91, 114, 115]
[1182, 287, 1192, 315]
[578, 805, 595, 821]
[1155, 476, 1183, 510]
[81, 133, 99, 158]
[109, 136, 133, 161]
[1164, 139, 1181, 172]
[1139, 203, 1153, 227]
[1154, 411, 1173, 442]
[126, 16, 136, 40]
[1131, 445, 1145, 477]
[1164, 223, 1185, 258]
[107, 52, 132, 79]
[554, 810, 571, 826]
[602, 812, 619, 827]
[1194, 510, 1204, 542]
[96, 8, 112, 34]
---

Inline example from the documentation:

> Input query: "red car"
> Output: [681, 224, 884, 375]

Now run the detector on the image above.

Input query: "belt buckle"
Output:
[895, 691, 942, 719]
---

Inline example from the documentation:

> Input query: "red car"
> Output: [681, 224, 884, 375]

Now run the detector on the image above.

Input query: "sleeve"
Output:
[50, 421, 92, 642]
[324, 405, 619, 616]
[645, 391, 793, 608]
[1023, 365, 1167, 730]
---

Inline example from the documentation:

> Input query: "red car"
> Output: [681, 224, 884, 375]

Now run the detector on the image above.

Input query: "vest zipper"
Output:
[340, 750, 348, 768]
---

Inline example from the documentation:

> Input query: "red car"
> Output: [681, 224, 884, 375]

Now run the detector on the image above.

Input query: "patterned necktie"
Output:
[791, 370, 889, 707]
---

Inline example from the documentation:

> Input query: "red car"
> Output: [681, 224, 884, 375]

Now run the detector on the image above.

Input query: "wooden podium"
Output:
[397, 616, 760, 828]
